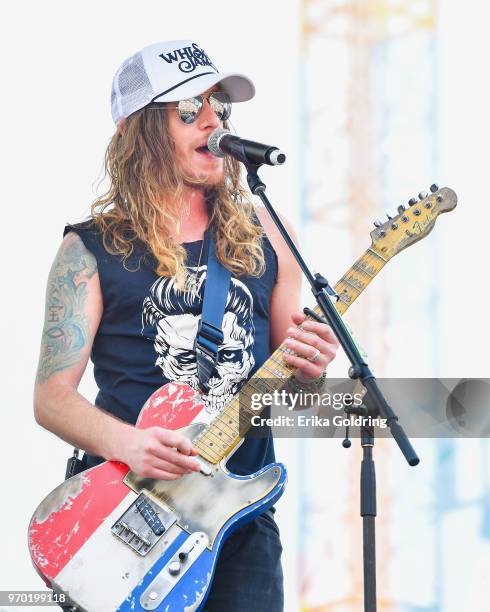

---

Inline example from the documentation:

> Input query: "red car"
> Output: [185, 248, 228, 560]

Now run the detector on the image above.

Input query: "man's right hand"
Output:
[121, 426, 202, 480]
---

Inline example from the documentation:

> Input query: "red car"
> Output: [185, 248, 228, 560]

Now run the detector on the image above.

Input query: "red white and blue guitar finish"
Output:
[28, 186, 456, 611]
[29, 381, 287, 611]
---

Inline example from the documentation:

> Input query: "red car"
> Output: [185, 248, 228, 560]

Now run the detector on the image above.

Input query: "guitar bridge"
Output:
[111, 493, 178, 556]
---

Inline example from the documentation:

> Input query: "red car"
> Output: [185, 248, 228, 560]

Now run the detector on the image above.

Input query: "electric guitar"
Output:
[28, 186, 457, 611]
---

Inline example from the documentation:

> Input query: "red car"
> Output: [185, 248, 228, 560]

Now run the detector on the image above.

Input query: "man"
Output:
[34, 40, 339, 610]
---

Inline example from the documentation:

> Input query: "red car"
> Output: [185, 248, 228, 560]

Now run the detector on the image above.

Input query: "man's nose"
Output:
[197, 99, 220, 130]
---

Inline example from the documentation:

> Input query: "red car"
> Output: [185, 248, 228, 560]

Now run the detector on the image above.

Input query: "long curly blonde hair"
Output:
[90, 105, 265, 287]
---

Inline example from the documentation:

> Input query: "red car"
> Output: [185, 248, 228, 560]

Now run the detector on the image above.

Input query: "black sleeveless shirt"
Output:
[63, 218, 278, 475]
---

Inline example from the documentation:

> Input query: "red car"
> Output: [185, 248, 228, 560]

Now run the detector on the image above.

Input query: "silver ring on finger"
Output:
[307, 348, 321, 362]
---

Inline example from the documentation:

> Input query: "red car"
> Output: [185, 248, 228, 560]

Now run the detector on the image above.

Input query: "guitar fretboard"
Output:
[193, 247, 387, 463]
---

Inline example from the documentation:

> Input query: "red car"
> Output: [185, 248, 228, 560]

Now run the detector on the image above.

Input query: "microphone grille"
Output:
[207, 128, 230, 157]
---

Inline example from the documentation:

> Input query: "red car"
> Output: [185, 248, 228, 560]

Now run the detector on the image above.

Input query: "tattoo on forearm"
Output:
[36, 234, 97, 383]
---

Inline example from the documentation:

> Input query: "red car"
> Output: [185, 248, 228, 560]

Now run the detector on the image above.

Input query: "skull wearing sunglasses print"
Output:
[141, 265, 255, 414]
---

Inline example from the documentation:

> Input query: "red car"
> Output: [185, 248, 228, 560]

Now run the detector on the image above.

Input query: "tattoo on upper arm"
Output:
[36, 234, 98, 384]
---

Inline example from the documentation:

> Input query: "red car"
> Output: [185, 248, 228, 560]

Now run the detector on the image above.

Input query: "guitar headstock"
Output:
[370, 185, 457, 259]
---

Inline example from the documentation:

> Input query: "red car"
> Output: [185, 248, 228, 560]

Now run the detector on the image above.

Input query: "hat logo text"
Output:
[159, 43, 217, 74]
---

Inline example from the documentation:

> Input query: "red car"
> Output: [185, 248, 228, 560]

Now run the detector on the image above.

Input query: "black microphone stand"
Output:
[244, 162, 420, 612]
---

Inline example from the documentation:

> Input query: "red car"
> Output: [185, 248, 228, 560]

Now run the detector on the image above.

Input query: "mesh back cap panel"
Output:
[111, 53, 154, 124]
[110, 40, 255, 125]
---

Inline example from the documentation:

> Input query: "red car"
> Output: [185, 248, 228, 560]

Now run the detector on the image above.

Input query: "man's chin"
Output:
[184, 173, 225, 189]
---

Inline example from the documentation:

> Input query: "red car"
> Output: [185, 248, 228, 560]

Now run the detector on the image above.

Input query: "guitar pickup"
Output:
[112, 493, 177, 556]
[135, 495, 166, 535]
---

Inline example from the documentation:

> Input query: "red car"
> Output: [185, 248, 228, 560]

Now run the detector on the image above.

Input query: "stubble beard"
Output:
[184, 171, 225, 190]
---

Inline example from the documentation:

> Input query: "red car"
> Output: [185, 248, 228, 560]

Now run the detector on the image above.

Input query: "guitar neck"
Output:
[318, 246, 387, 316]
[194, 246, 388, 464]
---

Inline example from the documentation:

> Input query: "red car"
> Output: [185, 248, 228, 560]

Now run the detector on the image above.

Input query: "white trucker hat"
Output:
[111, 40, 255, 125]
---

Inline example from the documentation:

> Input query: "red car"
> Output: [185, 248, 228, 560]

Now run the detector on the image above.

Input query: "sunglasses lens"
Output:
[177, 97, 203, 124]
[209, 92, 232, 121]
[176, 93, 232, 123]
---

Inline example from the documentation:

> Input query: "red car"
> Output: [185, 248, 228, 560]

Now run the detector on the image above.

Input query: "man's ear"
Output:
[117, 117, 127, 134]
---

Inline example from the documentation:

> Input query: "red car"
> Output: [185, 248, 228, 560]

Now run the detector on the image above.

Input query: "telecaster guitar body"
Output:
[29, 382, 286, 611]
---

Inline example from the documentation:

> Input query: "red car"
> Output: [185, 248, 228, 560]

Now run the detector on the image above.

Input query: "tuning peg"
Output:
[430, 184, 439, 193]
[386, 213, 392, 220]
[397, 205, 406, 214]
[373, 219, 383, 228]
[418, 191, 428, 200]
[408, 198, 418, 206]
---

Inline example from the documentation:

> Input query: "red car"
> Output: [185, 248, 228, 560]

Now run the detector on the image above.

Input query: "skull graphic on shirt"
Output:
[141, 265, 255, 413]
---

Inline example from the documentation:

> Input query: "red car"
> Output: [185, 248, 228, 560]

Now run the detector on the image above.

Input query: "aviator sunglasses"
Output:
[148, 91, 232, 124]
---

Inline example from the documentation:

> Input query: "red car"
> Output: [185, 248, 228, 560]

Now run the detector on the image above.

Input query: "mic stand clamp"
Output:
[244, 161, 419, 612]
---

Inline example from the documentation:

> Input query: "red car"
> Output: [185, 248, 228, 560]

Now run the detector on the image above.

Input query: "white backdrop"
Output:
[1, 1, 489, 611]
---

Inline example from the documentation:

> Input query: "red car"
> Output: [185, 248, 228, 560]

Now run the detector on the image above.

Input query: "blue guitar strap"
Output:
[194, 225, 232, 393]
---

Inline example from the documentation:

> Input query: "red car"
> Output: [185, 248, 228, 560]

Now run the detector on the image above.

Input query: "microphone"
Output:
[207, 128, 286, 166]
